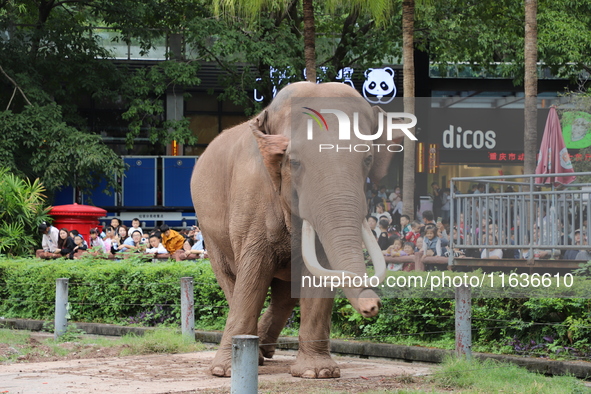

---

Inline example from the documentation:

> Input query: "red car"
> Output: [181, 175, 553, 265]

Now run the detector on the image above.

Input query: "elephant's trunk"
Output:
[301, 219, 386, 284]
[301, 216, 385, 318]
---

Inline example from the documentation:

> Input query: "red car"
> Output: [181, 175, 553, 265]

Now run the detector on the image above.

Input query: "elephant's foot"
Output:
[260, 342, 277, 358]
[210, 350, 232, 377]
[210, 348, 264, 377]
[290, 353, 340, 379]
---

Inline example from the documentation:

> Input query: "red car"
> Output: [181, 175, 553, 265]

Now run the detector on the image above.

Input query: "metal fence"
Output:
[448, 172, 591, 264]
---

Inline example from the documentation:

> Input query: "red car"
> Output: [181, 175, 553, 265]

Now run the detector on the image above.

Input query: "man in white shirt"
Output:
[36, 222, 59, 258]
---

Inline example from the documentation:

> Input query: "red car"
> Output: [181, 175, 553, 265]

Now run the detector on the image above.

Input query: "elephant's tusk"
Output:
[301, 219, 384, 288]
[361, 219, 387, 284]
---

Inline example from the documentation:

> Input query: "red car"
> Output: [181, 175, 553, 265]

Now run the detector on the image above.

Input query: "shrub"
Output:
[0, 258, 228, 329]
[0, 168, 51, 256]
[1, 257, 591, 358]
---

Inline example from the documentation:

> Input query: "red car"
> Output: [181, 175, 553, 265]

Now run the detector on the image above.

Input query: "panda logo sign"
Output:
[363, 67, 397, 104]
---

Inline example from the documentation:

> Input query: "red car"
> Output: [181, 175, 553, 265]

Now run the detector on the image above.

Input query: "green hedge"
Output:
[1, 257, 590, 357]
[0, 257, 228, 328]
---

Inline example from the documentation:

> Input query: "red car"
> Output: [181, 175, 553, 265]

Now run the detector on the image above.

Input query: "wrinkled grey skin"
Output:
[191, 82, 401, 378]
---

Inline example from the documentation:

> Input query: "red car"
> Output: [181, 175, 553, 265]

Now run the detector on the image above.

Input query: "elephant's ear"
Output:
[368, 106, 406, 183]
[251, 110, 290, 193]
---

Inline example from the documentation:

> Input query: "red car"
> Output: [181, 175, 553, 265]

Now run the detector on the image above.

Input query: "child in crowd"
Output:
[403, 242, 415, 256]
[145, 234, 168, 255]
[384, 238, 406, 257]
[69, 229, 88, 247]
[400, 215, 411, 237]
[415, 237, 424, 252]
[70, 234, 87, 259]
[89, 228, 107, 254]
[422, 226, 442, 257]
[130, 218, 143, 235]
[377, 219, 391, 250]
[405, 220, 421, 244]
[102, 226, 115, 254]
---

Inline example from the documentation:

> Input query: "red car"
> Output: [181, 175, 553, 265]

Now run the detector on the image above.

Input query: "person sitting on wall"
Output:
[55, 228, 76, 258]
[160, 224, 186, 254]
[36, 222, 60, 259]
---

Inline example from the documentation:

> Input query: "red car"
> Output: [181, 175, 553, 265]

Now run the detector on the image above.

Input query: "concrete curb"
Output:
[2, 318, 590, 379]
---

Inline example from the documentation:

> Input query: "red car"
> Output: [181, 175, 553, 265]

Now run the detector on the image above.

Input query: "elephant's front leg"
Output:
[211, 266, 273, 377]
[291, 296, 340, 379]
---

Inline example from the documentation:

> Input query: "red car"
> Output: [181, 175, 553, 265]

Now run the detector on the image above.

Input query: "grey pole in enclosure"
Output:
[180, 277, 195, 341]
[231, 335, 259, 394]
[54, 278, 69, 340]
[455, 284, 472, 359]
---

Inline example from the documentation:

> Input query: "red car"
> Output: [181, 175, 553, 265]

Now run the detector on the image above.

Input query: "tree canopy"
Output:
[1, 0, 589, 200]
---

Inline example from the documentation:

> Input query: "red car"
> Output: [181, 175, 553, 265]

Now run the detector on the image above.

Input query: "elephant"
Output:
[190, 81, 405, 378]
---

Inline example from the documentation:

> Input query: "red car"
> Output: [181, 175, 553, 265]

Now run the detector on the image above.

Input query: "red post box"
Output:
[49, 203, 107, 243]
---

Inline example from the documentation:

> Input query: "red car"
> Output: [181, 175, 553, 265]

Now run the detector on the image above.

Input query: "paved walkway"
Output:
[0, 350, 433, 393]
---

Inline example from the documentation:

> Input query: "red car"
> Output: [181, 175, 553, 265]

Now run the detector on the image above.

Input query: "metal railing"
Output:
[448, 172, 591, 265]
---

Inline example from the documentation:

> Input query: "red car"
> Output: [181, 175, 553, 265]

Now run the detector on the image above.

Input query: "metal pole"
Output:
[231, 335, 259, 394]
[449, 180, 455, 267]
[455, 285, 472, 360]
[54, 278, 68, 340]
[180, 277, 195, 341]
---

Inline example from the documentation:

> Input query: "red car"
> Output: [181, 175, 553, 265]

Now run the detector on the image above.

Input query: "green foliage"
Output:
[120, 60, 200, 149]
[43, 322, 87, 342]
[419, 0, 591, 84]
[2, 257, 591, 358]
[0, 258, 228, 329]
[433, 356, 588, 393]
[0, 105, 127, 196]
[0, 1, 201, 196]
[0, 168, 51, 256]
[118, 328, 205, 355]
[0, 327, 205, 362]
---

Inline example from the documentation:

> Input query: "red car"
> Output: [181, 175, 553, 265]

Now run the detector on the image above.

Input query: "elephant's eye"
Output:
[290, 159, 301, 169]
[364, 155, 373, 167]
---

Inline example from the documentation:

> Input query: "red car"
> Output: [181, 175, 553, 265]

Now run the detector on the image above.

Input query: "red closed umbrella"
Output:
[535, 106, 576, 186]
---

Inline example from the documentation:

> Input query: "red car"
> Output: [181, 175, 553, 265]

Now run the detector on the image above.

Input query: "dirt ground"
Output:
[0, 335, 436, 394]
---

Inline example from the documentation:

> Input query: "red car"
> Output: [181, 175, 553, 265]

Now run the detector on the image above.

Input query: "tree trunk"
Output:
[303, 0, 316, 82]
[524, 0, 538, 175]
[402, 0, 416, 218]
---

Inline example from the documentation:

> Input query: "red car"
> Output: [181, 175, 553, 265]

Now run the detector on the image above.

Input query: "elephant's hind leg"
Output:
[258, 278, 298, 359]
